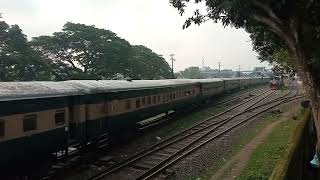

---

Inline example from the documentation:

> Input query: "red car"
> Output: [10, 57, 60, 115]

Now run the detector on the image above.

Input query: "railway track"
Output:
[44, 86, 270, 179]
[138, 86, 269, 130]
[212, 85, 268, 106]
[90, 89, 304, 180]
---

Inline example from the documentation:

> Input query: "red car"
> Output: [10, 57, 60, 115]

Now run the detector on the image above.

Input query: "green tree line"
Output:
[0, 21, 172, 81]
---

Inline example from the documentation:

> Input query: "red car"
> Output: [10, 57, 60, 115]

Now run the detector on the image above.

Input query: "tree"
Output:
[31, 22, 132, 80]
[178, 66, 204, 79]
[0, 21, 51, 81]
[267, 48, 294, 76]
[129, 45, 171, 79]
[170, 0, 320, 146]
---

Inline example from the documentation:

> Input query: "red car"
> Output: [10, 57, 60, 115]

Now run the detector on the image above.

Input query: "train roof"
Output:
[0, 81, 82, 101]
[63, 79, 199, 93]
[0, 77, 266, 101]
[180, 78, 223, 83]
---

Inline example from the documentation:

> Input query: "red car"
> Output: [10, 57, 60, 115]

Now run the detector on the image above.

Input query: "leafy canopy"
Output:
[31, 22, 172, 80]
[0, 21, 50, 81]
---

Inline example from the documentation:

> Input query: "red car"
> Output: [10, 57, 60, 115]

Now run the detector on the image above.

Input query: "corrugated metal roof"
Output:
[181, 78, 223, 83]
[63, 79, 199, 93]
[0, 81, 82, 101]
[0, 78, 262, 101]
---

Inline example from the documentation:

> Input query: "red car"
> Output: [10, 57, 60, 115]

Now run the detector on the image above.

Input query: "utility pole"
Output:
[238, 65, 241, 77]
[218, 62, 221, 78]
[170, 54, 175, 79]
[202, 57, 205, 69]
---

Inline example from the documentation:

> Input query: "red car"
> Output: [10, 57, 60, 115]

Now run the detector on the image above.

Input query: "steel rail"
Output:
[139, 95, 304, 180]
[90, 90, 275, 180]
[92, 89, 302, 180]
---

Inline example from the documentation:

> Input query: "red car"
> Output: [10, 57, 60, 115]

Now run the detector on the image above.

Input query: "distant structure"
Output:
[254, 67, 266, 72]
[197, 60, 272, 79]
[201, 66, 234, 78]
[252, 67, 271, 77]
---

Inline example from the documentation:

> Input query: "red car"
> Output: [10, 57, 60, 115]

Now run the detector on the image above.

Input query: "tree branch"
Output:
[252, 0, 282, 25]
[252, 14, 292, 45]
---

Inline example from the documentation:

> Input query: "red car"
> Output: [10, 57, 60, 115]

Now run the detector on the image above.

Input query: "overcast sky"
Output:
[0, 0, 270, 71]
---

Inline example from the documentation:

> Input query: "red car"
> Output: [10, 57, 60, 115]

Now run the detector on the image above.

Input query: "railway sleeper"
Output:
[169, 145, 183, 150]
[131, 161, 156, 170]
[155, 152, 172, 158]
[161, 148, 179, 154]
[145, 155, 167, 162]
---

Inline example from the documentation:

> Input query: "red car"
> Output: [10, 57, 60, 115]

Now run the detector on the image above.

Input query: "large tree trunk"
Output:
[290, 45, 320, 145]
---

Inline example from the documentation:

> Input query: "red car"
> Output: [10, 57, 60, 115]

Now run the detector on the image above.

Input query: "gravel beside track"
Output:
[169, 99, 302, 180]
[90, 89, 294, 179]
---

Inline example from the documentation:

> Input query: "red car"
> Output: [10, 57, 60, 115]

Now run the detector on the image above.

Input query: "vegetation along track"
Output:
[90, 88, 304, 180]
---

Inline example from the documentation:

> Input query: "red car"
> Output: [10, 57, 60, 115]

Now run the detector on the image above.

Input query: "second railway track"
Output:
[90, 88, 304, 180]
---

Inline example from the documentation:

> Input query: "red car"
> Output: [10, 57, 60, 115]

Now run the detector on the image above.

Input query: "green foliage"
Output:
[31, 22, 132, 80]
[0, 21, 51, 81]
[31, 22, 171, 80]
[129, 45, 171, 79]
[0, 20, 171, 81]
[178, 66, 204, 79]
[270, 49, 294, 75]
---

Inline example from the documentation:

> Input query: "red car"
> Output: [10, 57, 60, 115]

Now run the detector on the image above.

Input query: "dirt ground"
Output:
[209, 102, 300, 180]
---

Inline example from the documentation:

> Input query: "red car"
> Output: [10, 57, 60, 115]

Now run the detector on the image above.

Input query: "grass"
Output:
[236, 109, 303, 180]
[192, 112, 281, 180]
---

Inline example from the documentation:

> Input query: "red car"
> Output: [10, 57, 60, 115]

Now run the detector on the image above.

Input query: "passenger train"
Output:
[0, 77, 270, 172]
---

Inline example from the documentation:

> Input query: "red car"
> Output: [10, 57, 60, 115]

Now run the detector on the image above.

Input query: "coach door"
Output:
[198, 83, 203, 96]
[100, 95, 109, 134]
[68, 96, 86, 143]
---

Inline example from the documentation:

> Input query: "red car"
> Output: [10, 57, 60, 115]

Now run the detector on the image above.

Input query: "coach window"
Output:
[23, 114, 37, 132]
[169, 93, 172, 100]
[0, 120, 4, 137]
[55, 110, 66, 126]
[162, 94, 165, 102]
[187, 91, 191, 96]
[173, 93, 176, 100]
[125, 100, 131, 110]
[157, 95, 161, 103]
[166, 94, 169, 101]
[152, 96, 157, 104]
[142, 97, 146, 106]
[136, 99, 141, 108]
[147, 96, 151, 105]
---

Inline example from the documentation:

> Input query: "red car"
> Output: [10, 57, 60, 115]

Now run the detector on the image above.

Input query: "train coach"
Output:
[64, 79, 201, 142]
[0, 77, 270, 173]
[0, 82, 80, 171]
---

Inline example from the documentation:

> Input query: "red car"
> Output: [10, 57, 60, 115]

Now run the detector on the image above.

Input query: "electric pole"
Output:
[238, 65, 241, 77]
[202, 57, 205, 69]
[170, 54, 175, 79]
[218, 62, 221, 78]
